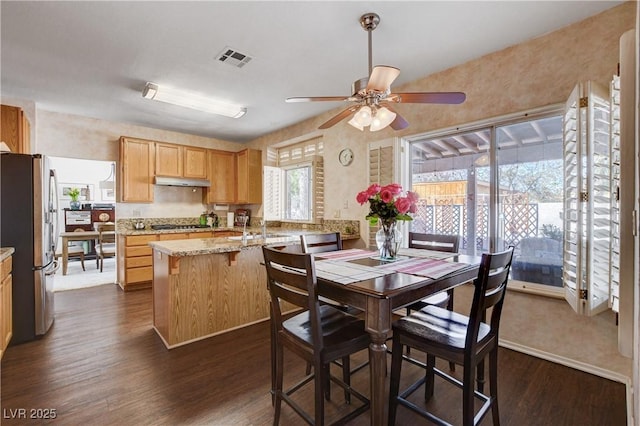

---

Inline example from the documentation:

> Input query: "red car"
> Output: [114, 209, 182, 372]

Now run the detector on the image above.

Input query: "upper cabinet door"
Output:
[1, 105, 30, 154]
[119, 137, 155, 203]
[204, 150, 236, 204]
[183, 146, 207, 179]
[236, 149, 262, 204]
[155, 143, 183, 177]
[562, 81, 611, 316]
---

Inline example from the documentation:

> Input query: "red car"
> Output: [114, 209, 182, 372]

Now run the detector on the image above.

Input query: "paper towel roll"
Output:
[227, 212, 234, 227]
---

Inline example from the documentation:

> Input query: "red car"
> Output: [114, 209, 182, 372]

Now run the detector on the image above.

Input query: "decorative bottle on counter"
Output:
[199, 212, 207, 226]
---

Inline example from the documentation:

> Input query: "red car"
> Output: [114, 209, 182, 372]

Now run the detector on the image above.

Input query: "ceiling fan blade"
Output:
[382, 104, 409, 130]
[286, 96, 348, 103]
[390, 92, 466, 104]
[366, 66, 400, 92]
[318, 107, 357, 129]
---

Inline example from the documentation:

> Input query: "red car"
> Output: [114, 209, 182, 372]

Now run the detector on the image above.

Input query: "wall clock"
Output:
[339, 148, 354, 166]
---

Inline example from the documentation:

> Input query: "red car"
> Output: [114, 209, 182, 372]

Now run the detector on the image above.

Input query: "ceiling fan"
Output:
[286, 13, 466, 132]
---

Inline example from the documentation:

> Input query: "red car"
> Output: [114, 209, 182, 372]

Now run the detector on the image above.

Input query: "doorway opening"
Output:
[49, 157, 116, 292]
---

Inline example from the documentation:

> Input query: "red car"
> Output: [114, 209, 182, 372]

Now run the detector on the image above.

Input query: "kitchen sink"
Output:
[227, 233, 290, 241]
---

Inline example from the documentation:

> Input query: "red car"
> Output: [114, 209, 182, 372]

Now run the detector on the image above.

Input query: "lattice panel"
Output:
[434, 204, 460, 235]
[502, 202, 538, 247]
[411, 203, 434, 233]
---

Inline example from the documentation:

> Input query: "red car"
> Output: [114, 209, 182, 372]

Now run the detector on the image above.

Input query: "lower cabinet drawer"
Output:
[127, 266, 152, 283]
[127, 246, 152, 257]
[126, 256, 152, 268]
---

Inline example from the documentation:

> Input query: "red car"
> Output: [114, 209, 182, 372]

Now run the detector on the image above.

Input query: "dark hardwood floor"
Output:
[0, 285, 626, 425]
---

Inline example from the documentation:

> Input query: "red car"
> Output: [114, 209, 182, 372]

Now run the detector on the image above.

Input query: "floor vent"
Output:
[216, 47, 252, 68]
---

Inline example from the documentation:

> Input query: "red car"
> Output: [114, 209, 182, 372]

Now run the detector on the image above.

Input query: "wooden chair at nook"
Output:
[300, 232, 342, 254]
[388, 247, 514, 426]
[405, 232, 461, 314]
[94, 222, 116, 272]
[262, 246, 370, 425]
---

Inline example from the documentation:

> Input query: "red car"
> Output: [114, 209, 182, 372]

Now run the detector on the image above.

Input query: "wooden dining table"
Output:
[313, 251, 480, 426]
[59, 230, 114, 275]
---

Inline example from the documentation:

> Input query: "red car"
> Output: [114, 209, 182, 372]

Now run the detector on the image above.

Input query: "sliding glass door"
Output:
[409, 111, 565, 293]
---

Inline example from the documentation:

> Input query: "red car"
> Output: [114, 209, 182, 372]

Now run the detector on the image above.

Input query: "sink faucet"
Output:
[261, 220, 266, 238]
[241, 216, 249, 244]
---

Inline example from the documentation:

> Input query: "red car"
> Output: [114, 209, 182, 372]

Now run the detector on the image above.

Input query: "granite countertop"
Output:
[0, 247, 15, 262]
[148, 228, 360, 257]
[148, 234, 300, 257]
[118, 226, 238, 236]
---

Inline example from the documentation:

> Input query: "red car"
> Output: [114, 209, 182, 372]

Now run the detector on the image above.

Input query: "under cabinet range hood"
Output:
[154, 176, 211, 187]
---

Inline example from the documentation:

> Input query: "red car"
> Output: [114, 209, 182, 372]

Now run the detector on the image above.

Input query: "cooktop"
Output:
[150, 224, 210, 230]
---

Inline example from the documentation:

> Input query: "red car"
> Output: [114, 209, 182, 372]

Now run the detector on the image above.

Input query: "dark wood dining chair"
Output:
[300, 233, 367, 379]
[388, 247, 514, 426]
[262, 246, 370, 425]
[405, 232, 461, 313]
[300, 232, 342, 254]
[94, 222, 116, 272]
[401, 233, 461, 370]
[405, 232, 461, 312]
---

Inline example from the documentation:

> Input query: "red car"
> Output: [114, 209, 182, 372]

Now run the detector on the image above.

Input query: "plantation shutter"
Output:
[313, 156, 324, 223]
[263, 166, 282, 220]
[368, 139, 398, 248]
[269, 137, 324, 223]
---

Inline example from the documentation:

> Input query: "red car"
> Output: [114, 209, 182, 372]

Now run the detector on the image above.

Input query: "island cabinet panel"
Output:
[0, 254, 13, 358]
[119, 137, 155, 203]
[152, 246, 270, 348]
[117, 234, 158, 291]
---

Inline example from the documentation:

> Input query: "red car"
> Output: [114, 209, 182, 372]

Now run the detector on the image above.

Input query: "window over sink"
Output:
[263, 137, 324, 223]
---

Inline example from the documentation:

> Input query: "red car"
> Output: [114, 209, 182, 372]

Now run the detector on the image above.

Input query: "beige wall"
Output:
[34, 110, 246, 218]
[247, 2, 635, 229]
[7, 3, 634, 222]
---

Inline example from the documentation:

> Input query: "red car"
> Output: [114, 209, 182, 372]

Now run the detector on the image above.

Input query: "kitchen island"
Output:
[148, 234, 301, 348]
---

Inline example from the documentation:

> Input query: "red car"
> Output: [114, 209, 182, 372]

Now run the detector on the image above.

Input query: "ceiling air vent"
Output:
[216, 47, 252, 68]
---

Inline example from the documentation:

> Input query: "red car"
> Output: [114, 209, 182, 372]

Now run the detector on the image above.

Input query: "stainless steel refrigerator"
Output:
[0, 152, 58, 344]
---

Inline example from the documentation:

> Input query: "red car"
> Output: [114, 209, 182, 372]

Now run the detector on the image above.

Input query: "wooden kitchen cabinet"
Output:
[156, 143, 207, 179]
[0, 254, 13, 359]
[158, 233, 188, 241]
[117, 234, 157, 290]
[183, 146, 207, 179]
[236, 149, 262, 204]
[119, 137, 155, 203]
[1, 104, 30, 154]
[156, 143, 183, 177]
[189, 232, 214, 239]
[203, 149, 236, 203]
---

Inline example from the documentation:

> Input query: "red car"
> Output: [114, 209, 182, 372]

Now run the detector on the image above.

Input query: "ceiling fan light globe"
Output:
[347, 116, 364, 131]
[353, 105, 372, 126]
[369, 106, 396, 131]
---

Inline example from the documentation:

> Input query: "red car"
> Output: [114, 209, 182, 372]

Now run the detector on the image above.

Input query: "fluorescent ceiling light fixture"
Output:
[142, 82, 246, 118]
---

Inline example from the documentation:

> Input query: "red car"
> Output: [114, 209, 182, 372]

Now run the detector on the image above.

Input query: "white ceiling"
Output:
[0, 1, 621, 143]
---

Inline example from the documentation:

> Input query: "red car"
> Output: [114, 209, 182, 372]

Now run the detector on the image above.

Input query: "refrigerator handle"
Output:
[50, 169, 60, 255]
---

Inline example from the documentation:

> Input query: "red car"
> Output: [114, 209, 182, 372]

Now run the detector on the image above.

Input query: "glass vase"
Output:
[375, 220, 402, 260]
